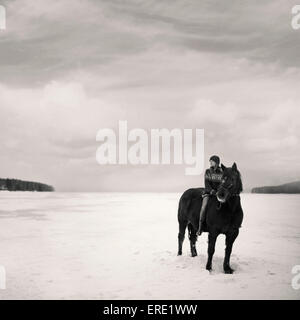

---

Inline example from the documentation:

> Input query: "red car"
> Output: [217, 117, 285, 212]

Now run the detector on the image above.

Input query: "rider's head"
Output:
[209, 155, 220, 168]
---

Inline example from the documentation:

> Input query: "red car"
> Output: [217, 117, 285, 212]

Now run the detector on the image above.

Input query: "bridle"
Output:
[216, 183, 233, 202]
[216, 181, 240, 210]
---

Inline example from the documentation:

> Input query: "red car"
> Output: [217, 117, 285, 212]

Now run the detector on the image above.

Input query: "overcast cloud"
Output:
[0, 0, 299, 191]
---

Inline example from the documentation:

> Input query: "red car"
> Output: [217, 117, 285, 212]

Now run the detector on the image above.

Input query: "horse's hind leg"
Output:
[188, 223, 197, 257]
[206, 231, 218, 271]
[177, 220, 187, 255]
[223, 229, 239, 274]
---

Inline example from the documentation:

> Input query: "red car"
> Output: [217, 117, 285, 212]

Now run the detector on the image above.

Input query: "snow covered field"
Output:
[0, 192, 299, 300]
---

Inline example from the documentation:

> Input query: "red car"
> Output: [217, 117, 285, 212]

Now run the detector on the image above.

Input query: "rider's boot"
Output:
[197, 195, 209, 236]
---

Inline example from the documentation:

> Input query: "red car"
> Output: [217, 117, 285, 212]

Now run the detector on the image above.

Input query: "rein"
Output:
[216, 193, 240, 211]
[216, 176, 241, 210]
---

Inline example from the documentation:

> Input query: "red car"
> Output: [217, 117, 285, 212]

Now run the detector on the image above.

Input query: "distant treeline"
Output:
[0, 178, 54, 192]
[252, 181, 300, 194]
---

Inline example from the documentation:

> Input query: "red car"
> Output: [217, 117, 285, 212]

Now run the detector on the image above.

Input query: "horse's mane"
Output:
[236, 169, 243, 193]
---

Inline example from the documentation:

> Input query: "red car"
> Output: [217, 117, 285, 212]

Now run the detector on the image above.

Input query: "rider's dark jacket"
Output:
[203, 166, 223, 195]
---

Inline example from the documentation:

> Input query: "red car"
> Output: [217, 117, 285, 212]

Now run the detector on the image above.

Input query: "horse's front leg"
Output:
[206, 231, 218, 271]
[188, 223, 197, 257]
[223, 229, 239, 274]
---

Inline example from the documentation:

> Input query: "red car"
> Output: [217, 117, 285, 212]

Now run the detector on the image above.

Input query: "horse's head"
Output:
[216, 162, 243, 203]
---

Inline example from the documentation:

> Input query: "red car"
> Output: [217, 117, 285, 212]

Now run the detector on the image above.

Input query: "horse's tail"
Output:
[177, 191, 192, 223]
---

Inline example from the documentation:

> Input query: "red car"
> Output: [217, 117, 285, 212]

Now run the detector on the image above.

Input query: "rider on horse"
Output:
[197, 155, 223, 235]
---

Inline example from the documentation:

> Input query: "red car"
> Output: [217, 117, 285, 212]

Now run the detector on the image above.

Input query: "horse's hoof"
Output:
[206, 264, 212, 271]
[191, 252, 197, 257]
[177, 251, 182, 256]
[224, 267, 234, 274]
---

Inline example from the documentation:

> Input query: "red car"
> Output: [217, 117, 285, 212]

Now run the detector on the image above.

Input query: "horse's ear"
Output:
[232, 162, 237, 171]
[221, 163, 226, 171]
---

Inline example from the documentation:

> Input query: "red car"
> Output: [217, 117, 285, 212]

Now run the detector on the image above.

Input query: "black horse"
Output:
[177, 163, 243, 274]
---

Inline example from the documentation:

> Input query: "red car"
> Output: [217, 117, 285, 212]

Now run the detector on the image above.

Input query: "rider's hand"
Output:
[210, 189, 216, 195]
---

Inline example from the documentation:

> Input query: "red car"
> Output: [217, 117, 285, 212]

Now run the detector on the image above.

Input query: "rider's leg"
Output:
[197, 195, 209, 235]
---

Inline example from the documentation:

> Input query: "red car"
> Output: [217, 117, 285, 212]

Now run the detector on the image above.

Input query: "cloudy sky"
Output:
[1, 0, 300, 191]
